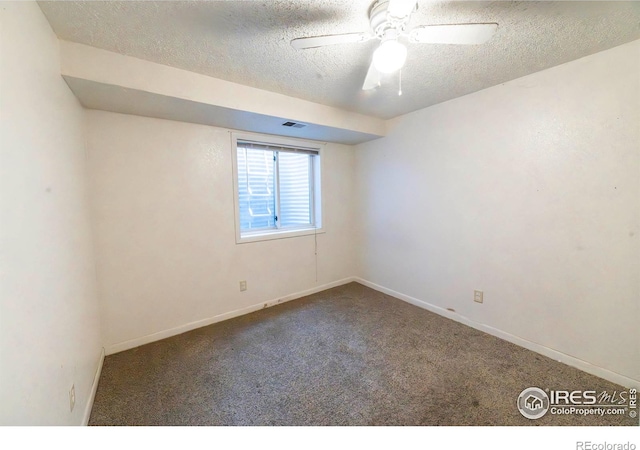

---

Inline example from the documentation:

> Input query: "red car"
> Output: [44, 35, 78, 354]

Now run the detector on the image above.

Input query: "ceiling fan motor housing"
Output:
[289, 0, 497, 91]
[369, 0, 415, 39]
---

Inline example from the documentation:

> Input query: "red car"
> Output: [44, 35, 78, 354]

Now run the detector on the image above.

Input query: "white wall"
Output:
[355, 40, 640, 384]
[0, 2, 103, 424]
[85, 111, 356, 353]
[2, 4, 635, 428]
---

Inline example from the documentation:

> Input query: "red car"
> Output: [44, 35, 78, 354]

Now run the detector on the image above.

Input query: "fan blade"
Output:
[410, 23, 498, 45]
[388, 0, 418, 19]
[291, 32, 371, 50]
[362, 59, 380, 91]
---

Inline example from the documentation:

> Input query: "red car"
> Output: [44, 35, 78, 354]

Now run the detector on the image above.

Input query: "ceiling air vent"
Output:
[282, 121, 307, 129]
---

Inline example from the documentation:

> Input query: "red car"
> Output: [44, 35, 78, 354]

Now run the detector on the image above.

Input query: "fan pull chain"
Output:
[398, 68, 403, 96]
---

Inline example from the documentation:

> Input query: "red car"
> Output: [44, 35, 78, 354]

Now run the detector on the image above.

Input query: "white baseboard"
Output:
[353, 277, 640, 389]
[102, 275, 638, 389]
[83, 347, 105, 426]
[105, 277, 357, 355]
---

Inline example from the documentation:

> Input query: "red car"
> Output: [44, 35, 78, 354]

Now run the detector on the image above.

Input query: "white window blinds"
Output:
[236, 140, 318, 233]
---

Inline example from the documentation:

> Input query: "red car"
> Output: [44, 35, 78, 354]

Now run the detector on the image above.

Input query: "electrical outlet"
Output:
[239, 280, 247, 292]
[69, 384, 75, 412]
[474, 290, 483, 303]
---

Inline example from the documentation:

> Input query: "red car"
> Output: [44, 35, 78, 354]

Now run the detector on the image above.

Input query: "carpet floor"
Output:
[89, 283, 636, 426]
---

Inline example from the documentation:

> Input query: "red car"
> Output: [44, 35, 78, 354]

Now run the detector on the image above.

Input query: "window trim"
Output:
[231, 132, 324, 244]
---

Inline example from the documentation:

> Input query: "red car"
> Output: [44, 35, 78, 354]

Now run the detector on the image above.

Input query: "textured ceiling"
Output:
[39, 1, 640, 119]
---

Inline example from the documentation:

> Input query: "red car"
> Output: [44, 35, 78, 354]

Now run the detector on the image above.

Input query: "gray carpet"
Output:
[89, 283, 637, 426]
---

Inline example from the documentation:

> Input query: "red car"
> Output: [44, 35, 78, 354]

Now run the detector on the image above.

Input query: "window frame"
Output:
[231, 132, 324, 244]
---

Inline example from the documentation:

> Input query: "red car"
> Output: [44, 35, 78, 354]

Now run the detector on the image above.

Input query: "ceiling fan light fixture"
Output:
[372, 39, 407, 74]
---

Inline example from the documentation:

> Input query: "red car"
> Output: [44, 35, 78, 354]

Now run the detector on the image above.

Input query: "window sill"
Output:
[236, 227, 325, 244]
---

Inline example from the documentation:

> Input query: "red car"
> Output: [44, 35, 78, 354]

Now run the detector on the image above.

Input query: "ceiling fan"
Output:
[291, 0, 498, 91]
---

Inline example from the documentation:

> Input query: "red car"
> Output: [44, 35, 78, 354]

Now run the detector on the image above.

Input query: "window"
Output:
[232, 134, 322, 243]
